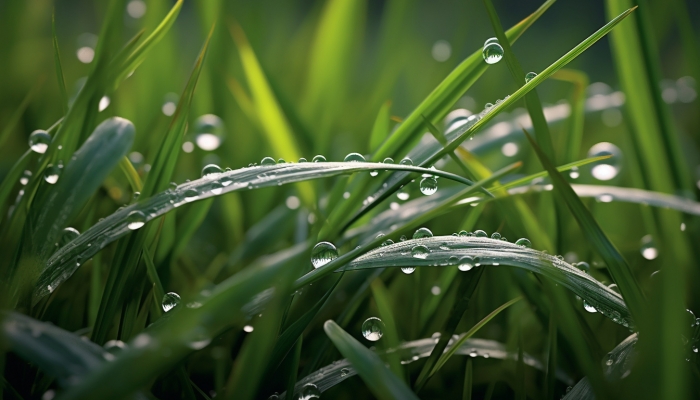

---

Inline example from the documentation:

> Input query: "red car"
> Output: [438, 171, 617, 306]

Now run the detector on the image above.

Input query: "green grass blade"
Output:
[463, 358, 473, 400]
[323, 320, 420, 400]
[284, 336, 303, 400]
[0, 150, 32, 219]
[550, 69, 589, 162]
[52, 10, 68, 114]
[370, 279, 405, 382]
[522, 128, 646, 324]
[370, 101, 392, 153]
[544, 316, 557, 400]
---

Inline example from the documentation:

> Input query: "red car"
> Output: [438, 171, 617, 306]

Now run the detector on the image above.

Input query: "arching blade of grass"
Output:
[522, 129, 646, 325]
[342, 236, 631, 328]
[37, 162, 475, 300]
[428, 297, 522, 380]
[338, 6, 636, 236]
[323, 320, 420, 400]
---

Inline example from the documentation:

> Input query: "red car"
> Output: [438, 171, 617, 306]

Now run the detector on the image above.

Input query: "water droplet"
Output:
[569, 166, 580, 179]
[399, 235, 407, 242]
[344, 153, 365, 162]
[575, 261, 590, 273]
[401, 266, 416, 274]
[193, 114, 224, 151]
[399, 157, 413, 166]
[243, 325, 254, 333]
[162, 292, 181, 312]
[300, 383, 321, 399]
[210, 181, 223, 195]
[397, 188, 410, 201]
[431, 285, 441, 295]
[588, 142, 622, 181]
[19, 169, 32, 185]
[474, 230, 487, 238]
[43, 164, 61, 184]
[605, 353, 615, 366]
[482, 42, 504, 64]
[370, 170, 379, 177]
[312, 155, 326, 162]
[458, 230, 469, 237]
[484, 37, 499, 46]
[201, 164, 223, 178]
[184, 189, 199, 202]
[60, 227, 80, 246]
[458, 256, 474, 271]
[515, 238, 531, 248]
[362, 317, 385, 341]
[340, 367, 350, 377]
[583, 300, 597, 313]
[411, 245, 429, 259]
[525, 72, 537, 83]
[694, 346, 699, 353]
[277, 158, 286, 164]
[383, 157, 394, 164]
[311, 242, 338, 268]
[104, 339, 127, 352]
[127, 210, 146, 230]
[298, 157, 308, 163]
[29, 130, 51, 154]
[261, 157, 276, 166]
[469, 350, 477, 357]
[640, 235, 658, 260]
[420, 177, 438, 195]
[381, 239, 394, 246]
[490, 232, 501, 240]
[413, 227, 433, 239]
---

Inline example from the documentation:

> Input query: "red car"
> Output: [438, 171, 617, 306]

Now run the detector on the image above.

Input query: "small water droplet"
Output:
[340, 367, 350, 377]
[277, 158, 286, 164]
[381, 239, 394, 246]
[411, 245, 429, 259]
[260, 157, 276, 166]
[29, 130, 52, 154]
[162, 292, 181, 312]
[19, 169, 32, 185]
[311, 241, 338, 268]
[298, 157, 308, 163]
[458, 256, 474, 272]
[401, 266, 416, 274]
[413, 227, 433, 239]
[569, 166, 580, 179]
[525, 72, 537, 83]
[312, 155, 326, 162]
[399, 235, 407, 241]
[193, 114, 224, 151]
[588, 142, 622, 181]
[243, 325, 254, 333]
[515, 238, 531, 248]
[605, 353, 615, 366]
[640, 235, 658, 260]
[184, 188, 199, 202]
[399, 157, 413, 166]
[201, 164, 223, 178]
[484, 37, 499, 46]
[474, 230, 487, 238]
[362, 317, 385, 341]
[344, 152, 365, 162]
[482, 42, 504, 64]
[127, 210, 146, 230]
[383, 157, 394, 164]
[210, 181, 223, 195]
[397, 187, 410, 201]
[490, 232, 501, 240]
[60, 227, 80, 247]
[300, 383, 321, 399]
[575, 261, 590, 273]
[583, 300, 597, 313]
[420, 177, 438, 195]
[43, 164, 61, 184]
[469, 350, 477, 357]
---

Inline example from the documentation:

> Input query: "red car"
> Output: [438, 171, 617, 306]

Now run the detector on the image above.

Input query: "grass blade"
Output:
[323, 320, 420, 400]
[370, 279, 405, 382]
[52, 10, 68, 114]
[463, 358, 473, 400]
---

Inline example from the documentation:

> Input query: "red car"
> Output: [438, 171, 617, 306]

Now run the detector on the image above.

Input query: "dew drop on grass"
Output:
[411, 245, 429, 259]
[193, 114, 224, 151]
[399, 235, 407, 242]
[525, 72, 538, 83]
[43, 165, 61, 184]
[361, 317, 385, 341]
[397, 188, 410, 201]
[401, 266, 416, 274]
[575, 261, 590, 273]
[588, 142, 622, 181]
[458, 230, 469, 237]
[569, 166, 580, 179]
[210, 181, 223, 195]
[344, 152, 365, 162]
[340, 367, 350, 377]
[383, 157, 394, 164]
[300, 383, 321, 399]
[515, 238, 531, 248]
[413, 227, 433, 239]
[260, 157, 276, 166]
[458, 256, 474, 271]
[127, 210, 146, 230]
[640, 235, 658, 260]
[29, 130, 51, 154]
[605, 354, 615, 366]
[298, 157, 307, 163]
[311, 241, 338, 268]
[162, 292, 181, 312]
[420, 177, 438, 195]
[474, 230, 487, 238]
[19, 170, 32, 185]
[381, 239, 394, 246]
[399, 157, 413, 166]
[201, 164, 223, 178]
[484, 37, 499, 46]
[312, 155, 326, 162]
[277, 158, 286, 164]
[60, 227, 80, 246]
[583, 300, 597, 313]
[482, 42, 504, 64]
[104, 339, 127, 352]
[490, 232, 501, 240]
[243, 325, 254, 333]
[184, 188, 199, 202]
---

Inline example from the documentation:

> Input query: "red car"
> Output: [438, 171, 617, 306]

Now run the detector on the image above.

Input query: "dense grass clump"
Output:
[1, 0, 699, 399]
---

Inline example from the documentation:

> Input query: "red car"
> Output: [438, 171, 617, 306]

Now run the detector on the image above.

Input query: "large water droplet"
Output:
[473, 230, 487, 238]
[193, 114, 224, 151]
[458, 256, 474, 271]
[299, 383, 321, 399]
[311, 242, 338, 268]
[411, 245, 429, 259]
[525, 72, 537, 83]
[413, 227, 433, 239]
[588, 142, 622, 181]
[261, 157, 276, 166]
[127, 210, 146, 230]
[43, 165, 61, 184]
[583, 300, 597, 313]
[420, 177, 438, 195]
[201, 164, 223, 178]
[401, 266, 416, 274]
[640, 235, 658, 260]
[515, 238, 531, 248]
[361, 317, 385, 341]
[312, 155, 326, 162]
[482, 42, 504, 64]
[29, 130, 51, 154]
[162, 292, 181, 312]
[60, 227, 80, 247]
[344, 152, 365, 162]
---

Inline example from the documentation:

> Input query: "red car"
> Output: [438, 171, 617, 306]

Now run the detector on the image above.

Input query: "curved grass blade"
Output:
[323, 320, 420, 400]
[342, 236, 632, 328]
[463, 358, 473, 400]
[37, 162, 474, 300]
[279, 336, 574, 398]
[52, 10, 68, 113]
[522, 129, 645, 325]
